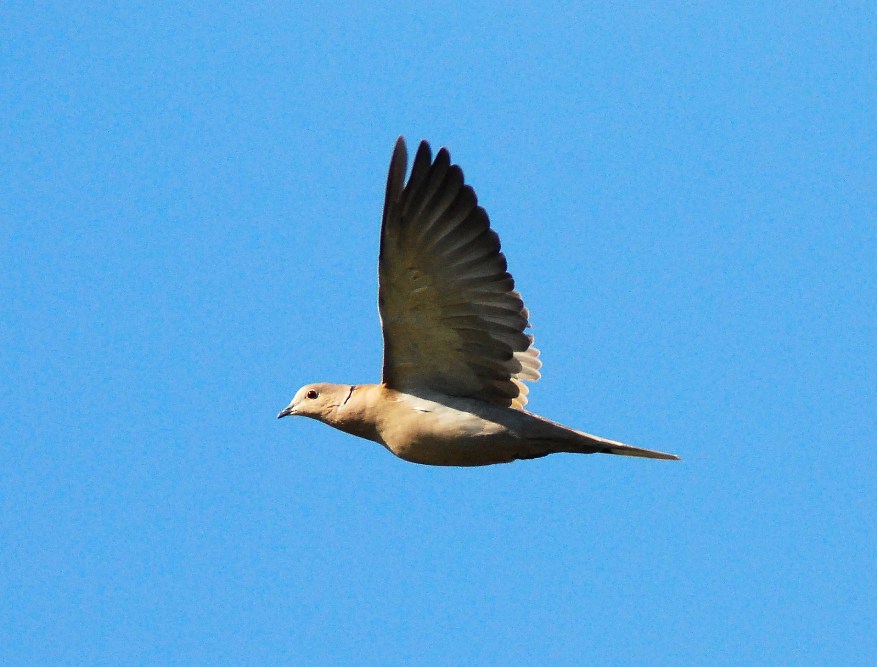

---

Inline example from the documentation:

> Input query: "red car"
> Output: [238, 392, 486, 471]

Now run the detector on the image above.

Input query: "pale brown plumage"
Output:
[278, 138, 679, 466]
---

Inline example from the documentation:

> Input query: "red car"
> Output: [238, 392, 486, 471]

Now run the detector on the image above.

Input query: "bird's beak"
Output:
[277, 405, 295, 419]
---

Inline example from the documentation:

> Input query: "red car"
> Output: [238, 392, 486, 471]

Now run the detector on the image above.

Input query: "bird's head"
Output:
[277, 383, 349, 421]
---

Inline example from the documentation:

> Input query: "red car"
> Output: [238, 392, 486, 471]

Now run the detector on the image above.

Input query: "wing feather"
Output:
[379, 137, 542, 407]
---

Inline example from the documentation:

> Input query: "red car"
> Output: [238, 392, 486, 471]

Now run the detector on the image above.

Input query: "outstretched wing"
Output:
[378, 137, 541, 409]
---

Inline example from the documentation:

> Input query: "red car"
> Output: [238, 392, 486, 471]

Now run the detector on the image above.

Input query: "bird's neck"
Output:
[325, 383, 384, 443]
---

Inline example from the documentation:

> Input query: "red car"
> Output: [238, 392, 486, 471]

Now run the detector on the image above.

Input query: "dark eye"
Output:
[306, 390, 318, 400]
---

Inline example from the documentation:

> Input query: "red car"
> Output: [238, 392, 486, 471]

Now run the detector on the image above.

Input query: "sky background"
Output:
[2, 3, 876, 665]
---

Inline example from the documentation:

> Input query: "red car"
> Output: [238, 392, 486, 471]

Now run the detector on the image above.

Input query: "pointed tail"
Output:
[569, 428, 680, 460]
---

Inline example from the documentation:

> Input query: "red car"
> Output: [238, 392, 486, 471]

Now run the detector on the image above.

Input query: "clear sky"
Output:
[3, 3, 875, 665]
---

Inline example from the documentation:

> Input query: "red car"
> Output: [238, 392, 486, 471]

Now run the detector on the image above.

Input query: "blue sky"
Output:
[2, 3, 875, 664]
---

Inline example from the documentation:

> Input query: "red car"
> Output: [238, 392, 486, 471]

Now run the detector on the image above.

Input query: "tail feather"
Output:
[514, 410, 680, 461]
[524, 412, 680, 461]
[569, 428, 680, 460]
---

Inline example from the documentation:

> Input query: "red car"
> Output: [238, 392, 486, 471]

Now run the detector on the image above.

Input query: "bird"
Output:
[277, 137, 679, 466]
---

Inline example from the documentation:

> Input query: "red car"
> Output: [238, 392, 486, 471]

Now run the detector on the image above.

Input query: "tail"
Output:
[567, 428, 680, 460]
[524, 412, 680, 461]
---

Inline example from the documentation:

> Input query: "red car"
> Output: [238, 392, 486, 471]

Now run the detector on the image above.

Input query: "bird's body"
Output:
[281, 383, 677, 466]
[278, 138, 679, 465]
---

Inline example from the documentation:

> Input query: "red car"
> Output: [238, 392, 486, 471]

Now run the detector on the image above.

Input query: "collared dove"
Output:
[278, 138, 679, 466]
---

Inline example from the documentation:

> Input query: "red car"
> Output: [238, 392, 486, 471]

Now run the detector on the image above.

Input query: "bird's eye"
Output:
[306, 390, 318, 400]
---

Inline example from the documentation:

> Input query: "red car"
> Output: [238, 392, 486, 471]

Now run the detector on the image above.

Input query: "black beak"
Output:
[277, 405, 294, 419]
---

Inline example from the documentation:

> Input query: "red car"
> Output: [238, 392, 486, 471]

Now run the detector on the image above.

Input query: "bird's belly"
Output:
[392, 434, 522, 466]
[377, 397, 526, 466]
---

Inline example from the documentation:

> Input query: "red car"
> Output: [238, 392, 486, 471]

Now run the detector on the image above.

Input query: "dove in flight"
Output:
[278, 138, 679, 466]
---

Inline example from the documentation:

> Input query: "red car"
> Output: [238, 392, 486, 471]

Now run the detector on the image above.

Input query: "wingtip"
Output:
[385, 137, 409, 205]
[412, 139, 433, 172]
[391, 137, 408, 169]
